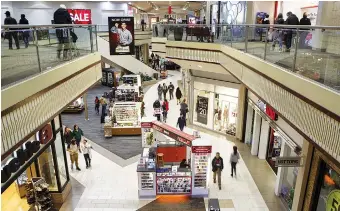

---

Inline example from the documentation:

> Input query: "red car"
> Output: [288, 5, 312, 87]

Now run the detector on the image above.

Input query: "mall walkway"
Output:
[62, 70, 275, 211]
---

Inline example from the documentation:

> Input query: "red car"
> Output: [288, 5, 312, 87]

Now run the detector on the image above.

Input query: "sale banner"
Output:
[67, 9, 92, 24]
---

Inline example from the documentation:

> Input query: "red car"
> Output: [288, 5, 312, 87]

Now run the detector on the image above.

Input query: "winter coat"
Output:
[175, 88, 182, 99]
[299, 17, 311, 30]
[53, 8, 72, 24]
[212, 157, 224, 172]
[177, 117, 186, 128]
[163, 101, 169, 111]
[64, 131, 73, 147]
[162, 85, 168, 94]
[72, 128, 83, 142]
[286, 14, 299, 25]
[19, 18, 29, 25]
[157, 86, 163, 95]
[153, 100, 161, 109]
[180, 102, 188, 113]
[168, 84, 175, 92]
[275, 18, 284, 25]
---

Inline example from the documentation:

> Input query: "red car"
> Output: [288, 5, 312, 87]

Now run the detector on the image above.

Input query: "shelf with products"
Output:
[193, 153, 208, 188]
[140, 172, 154, 190]
[156, 177, 191, 194]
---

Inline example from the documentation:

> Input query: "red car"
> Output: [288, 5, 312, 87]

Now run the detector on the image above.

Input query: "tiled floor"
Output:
[61, 70, 281, 211]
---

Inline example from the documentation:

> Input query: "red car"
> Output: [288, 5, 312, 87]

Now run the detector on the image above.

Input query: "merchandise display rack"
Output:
[28, 177, 53, 211]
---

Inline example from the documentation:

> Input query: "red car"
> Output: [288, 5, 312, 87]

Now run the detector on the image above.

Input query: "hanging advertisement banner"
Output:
[67, 9, 92, 24]
[197, 96, 209, 125]
[326, 190, 340, 211]
[108, 17, 135, 55]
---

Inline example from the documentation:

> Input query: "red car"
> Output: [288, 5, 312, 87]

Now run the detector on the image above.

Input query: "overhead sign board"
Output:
[275, 156, 302, 167]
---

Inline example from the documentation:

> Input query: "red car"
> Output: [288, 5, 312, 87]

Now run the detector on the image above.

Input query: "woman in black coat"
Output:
[175, 87, 182, 105]
[177, 114, 186, 131]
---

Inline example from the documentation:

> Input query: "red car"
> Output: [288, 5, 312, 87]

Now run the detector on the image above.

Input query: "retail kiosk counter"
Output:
[137, 121, 212, 198]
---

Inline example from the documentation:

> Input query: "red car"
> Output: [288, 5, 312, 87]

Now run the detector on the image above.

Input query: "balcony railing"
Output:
[1, 24, 97, 88]
[97, 24, 151, 33]
[153, 23, 340, 92]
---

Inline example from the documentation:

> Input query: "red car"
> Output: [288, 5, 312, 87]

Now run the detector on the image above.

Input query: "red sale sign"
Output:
[67, 9, 92, 24]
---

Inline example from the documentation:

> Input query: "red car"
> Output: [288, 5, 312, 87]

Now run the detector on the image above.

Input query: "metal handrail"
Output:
[153, 23, 340, 30]
[1, 24, 97, 29]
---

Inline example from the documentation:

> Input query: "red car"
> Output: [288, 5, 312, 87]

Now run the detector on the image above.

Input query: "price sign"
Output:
[197, 96, 208, 125]
[327, 190, 340, 211]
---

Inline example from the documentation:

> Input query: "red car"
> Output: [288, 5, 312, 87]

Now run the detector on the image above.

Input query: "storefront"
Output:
[243, 90, 304, 210]
[1, 115, 70, 210]
[192, 80, 240, 136]
[302, 148, 340, 211]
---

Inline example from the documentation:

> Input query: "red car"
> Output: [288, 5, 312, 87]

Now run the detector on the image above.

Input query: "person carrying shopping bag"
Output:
[81, 139, 92, 169]
[230, 146, 240, 178]
[68, 140, 81, 171]
[212, 152, 224, 190]
[175, 87, 182, 105]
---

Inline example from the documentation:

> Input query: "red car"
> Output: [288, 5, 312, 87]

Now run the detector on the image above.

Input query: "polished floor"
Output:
[58, 70, 279, 211]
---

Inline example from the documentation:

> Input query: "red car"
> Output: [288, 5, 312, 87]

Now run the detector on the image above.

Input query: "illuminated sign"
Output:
[67, 9, 92, 24]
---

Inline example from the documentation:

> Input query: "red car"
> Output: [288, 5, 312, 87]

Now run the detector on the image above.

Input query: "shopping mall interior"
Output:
[1, 1, 340, 211]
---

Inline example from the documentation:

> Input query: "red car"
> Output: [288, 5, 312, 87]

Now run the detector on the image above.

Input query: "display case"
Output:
[191, 145, 211, 196]
[137, 148, 156, 198]
[193, 153, 208, 188]
[156, 171, 192, 194]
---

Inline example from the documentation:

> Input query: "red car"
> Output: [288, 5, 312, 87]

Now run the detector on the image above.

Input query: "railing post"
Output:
[95, 25, 98, 51]
[230, 25, 233, 47]
[245, 26, 249, 52]
[89, 26, 94, 53]
[67, 27, 72, 60]
[292, 28, 299, 72]
[264, 27, 269, 60]
[33, 28, 42, 72]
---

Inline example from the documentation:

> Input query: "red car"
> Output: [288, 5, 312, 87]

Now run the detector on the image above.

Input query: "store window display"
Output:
[314, 162, 340, 211]
[38, 146, 58, 191]
[54, 133, 67, 187]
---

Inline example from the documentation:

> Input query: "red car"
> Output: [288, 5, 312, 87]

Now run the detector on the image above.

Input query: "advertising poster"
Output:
[108, 17, 135, 55]
[197, 96, 209, 125]
[67, 9, 92, 24]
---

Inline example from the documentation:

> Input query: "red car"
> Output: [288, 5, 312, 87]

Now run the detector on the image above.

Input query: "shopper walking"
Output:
[157, 84, 163, 100]
[175, 87, 182, 105]
[168, 82, 175, 100]
[53, 4, 72, 59]
[153, 100, 162, 121]
[285, 11, 299, 52]
[4, 11, 20, 50]
[100, 95, 107, 116]
[180, 99, 189, 119]
[68, 140, 81, 171]
[94, 96, 100, 115]
[80, 139, 92, 168]
[230, 146, 240, 178]
[272, 13, 284, 51]
[162, 83, 168, 100]
[63, 127, 73, 149]
[299, 12, 311, 48]
[212, 152, 224, 190]
[19, 14, 29, 48]
[72, 125, 83, 150]
[177, 114, 186, 131]
[162, 99, 169, 123]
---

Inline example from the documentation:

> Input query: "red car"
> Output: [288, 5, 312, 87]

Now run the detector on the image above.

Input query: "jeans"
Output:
[272, 31, 282, 49]
[231, 162, 237, 176]
[84, 153, 91, 167]
[101, 104, 107, 116]
[179, 126, 184, 131]
[8, 32, 19, 49]
[169, 91, 174, 100]
[22, 31, 29, 48]
[285, 31, 293, 50]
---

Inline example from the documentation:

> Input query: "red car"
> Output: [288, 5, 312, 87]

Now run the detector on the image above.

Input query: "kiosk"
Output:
[137, 121, 212, 198]
[115, 75, 142, 102]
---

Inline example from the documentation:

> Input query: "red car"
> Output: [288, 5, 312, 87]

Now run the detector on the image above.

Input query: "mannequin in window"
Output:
[222, 105, 229, 129]
[214, 108, 222, 131]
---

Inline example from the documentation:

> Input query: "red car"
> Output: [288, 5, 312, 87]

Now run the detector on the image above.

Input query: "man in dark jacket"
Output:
[299, 12, 311, 48]
[212, 152, 224, 190]
[177, 114, 186, 131]
[19, 14, 29, 48]
[285, 12, 299, 52]
[53, 4, 72, 59]
[4, 11, 20, 50]
[168, 82, 175, 100]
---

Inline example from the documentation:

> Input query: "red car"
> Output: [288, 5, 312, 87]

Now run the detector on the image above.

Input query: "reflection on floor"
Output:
[1, 182, 30, 211]
[137, 195, 205, 211]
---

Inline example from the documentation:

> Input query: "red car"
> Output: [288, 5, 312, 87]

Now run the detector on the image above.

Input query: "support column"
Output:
[244, 105, 254, 144]
[291, 139, 313, 211]
[251, 113, 261, 156]
[258, 120, 270, 159]
[236, 85, 246, 141]
[274, 140, 289, 196]
[84, 93, 89, 121]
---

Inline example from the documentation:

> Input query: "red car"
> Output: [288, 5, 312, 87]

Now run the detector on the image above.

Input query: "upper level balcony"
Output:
[153, 23, 340, 93]
[1, 24, 97, 88]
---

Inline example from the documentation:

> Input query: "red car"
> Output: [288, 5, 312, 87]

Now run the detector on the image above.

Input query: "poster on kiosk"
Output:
[108, 17, 135, 55]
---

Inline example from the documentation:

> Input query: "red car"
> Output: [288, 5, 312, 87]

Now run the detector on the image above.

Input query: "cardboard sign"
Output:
[67, 9, 92, 24]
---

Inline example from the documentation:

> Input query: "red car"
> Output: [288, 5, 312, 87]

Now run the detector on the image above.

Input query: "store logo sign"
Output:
[177, 136, 191, 146]
[141, 122, 153, 128]
[275, 156, 302, 167]
[192, 146, 212, 153]
[1, 124, 53, 184]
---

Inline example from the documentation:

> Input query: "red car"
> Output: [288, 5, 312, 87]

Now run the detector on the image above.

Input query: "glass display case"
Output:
[193, 153, 208, 188]
[113, 102, 141, 128]
[156, 177, 191, 194]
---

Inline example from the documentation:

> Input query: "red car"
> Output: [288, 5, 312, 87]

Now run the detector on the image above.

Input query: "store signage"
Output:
[326, 190, 340, 211]
[141, 122, 153, 128]
[67, 9, 92, 24]
[1, 124, 53, 184]
[275, 156, 302, 167]
[108, 17, 135, 55]
[192, 146, 212, 153]
[266, 105, 278, 121]
[152, 124, 193, 146]
[197, 96, 209, 125]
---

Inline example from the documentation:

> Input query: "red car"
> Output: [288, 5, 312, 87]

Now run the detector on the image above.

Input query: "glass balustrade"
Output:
[153, 24, 340, 92]
[1, 24, 97, 88]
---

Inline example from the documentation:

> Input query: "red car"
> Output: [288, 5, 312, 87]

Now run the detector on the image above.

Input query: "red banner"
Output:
[67, 9, 92, 24]
[266, 105, 278, 121]
[192, 146, 212, 153]
[168, 6, 172, 14]
[141, 122, 153, 128]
